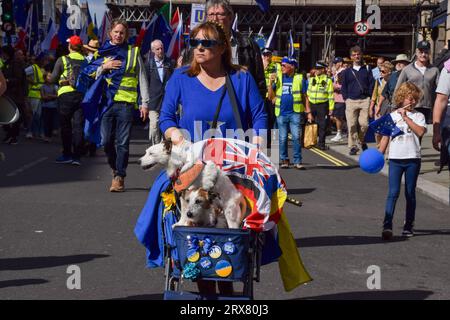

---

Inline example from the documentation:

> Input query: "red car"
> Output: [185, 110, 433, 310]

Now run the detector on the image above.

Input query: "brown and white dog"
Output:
[139, 140, 246, 228]
[172, 187, 228, 228]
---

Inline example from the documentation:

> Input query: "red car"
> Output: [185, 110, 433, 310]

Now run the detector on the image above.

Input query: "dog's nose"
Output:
[187, 211, 193, 218]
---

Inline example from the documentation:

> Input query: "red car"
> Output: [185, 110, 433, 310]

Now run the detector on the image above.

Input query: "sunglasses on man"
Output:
[189, 39, 221, 48]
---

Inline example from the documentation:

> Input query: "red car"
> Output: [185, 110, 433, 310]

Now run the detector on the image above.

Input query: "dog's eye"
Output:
[195, 199, 202, 205]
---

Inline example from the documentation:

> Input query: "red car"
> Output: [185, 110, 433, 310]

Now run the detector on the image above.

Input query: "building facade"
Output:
[105, 0, 446, 68]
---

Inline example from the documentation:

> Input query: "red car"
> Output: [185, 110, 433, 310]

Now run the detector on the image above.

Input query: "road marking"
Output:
[309, 147, 349, 166]
[6, 157, 48, 177]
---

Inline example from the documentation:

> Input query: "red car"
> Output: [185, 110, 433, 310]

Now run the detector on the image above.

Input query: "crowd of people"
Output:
[1, 1, 449, 241]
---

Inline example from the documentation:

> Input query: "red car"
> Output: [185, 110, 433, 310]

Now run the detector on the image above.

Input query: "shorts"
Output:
[332, 102, 346, 118]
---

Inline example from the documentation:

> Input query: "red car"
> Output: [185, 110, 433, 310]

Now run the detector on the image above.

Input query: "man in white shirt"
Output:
[144, 40, 175, 145]
[432, 62, 450, 172]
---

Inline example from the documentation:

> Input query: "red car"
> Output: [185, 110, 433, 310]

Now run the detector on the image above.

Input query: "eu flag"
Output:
[369, 114, 404, 138]
[80, 42, 129, 145]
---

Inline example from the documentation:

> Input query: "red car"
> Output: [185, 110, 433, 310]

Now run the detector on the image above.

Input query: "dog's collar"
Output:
[173, 162, 205, 193]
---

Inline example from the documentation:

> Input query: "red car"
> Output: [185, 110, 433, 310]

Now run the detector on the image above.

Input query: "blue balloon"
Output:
[359, 148, 385, 174]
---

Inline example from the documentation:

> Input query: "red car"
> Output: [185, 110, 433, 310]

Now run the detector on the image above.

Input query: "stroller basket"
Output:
[172, 226, 252, 281]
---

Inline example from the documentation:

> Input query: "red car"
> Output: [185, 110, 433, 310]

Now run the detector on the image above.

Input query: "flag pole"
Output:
[27, 3, 33, 55]
[266, 14, 279, 49]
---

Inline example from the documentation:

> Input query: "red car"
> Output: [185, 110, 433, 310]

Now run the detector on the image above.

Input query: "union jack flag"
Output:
[203, 138, 277, 187]
[191, 138, 286, 231]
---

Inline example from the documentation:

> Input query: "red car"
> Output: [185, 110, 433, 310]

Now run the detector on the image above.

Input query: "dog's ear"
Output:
[162, 139, 173, 154]
[207, 190, 220, 201]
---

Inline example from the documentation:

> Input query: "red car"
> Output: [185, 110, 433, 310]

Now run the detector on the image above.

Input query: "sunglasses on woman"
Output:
[189, 39, 220, 49]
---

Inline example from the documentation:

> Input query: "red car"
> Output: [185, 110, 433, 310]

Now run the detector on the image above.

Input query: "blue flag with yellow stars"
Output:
[369, 114, 404, 138]
[80, 41, 129, 145]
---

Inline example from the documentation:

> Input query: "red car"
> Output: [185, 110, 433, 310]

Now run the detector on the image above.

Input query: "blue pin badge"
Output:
[223, 241, 236, 255]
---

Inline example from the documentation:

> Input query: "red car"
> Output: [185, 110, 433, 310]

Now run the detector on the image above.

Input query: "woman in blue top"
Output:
[158, 21, 267, 296]
[159, 21, 267, 147]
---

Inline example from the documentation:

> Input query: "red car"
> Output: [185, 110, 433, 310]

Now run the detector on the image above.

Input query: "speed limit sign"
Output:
[354, 20, 370, 36]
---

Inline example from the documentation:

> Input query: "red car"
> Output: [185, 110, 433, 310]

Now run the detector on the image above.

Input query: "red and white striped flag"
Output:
[134, 21, 148, 47]
[167, 12, 183, 60]
[41, 18, 59, 52]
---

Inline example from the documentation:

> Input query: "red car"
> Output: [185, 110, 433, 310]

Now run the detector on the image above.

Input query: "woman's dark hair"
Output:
[69, 43, 83, 53]
[186, 21, 239, 76]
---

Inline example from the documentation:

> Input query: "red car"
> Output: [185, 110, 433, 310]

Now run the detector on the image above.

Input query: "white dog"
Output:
[139, 140, 245, 228]
[172, 187, 228, 228]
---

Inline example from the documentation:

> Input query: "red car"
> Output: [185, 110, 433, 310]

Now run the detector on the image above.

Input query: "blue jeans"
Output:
[101, 102, 134, 178]
[383, 159, 421, 229]
[277, 113, 302, 164]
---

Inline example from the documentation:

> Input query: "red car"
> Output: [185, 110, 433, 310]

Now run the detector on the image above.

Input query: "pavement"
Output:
[325, 125, 449, 206]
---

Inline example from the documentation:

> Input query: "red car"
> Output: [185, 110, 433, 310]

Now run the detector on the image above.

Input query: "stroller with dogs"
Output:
[135, 138, 311, 300]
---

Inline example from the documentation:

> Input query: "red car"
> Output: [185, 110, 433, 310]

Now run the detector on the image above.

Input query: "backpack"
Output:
[63, 56, 86, 91]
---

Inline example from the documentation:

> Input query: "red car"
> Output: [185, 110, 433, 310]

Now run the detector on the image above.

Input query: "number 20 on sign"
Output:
[354, 20, 370, 36]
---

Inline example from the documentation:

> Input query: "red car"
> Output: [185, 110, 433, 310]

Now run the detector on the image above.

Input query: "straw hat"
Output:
[391, 54, 410, 64]
[83, 39, 100, 52]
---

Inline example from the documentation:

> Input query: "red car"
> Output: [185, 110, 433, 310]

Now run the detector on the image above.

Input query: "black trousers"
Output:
[57, 91, 84, 158]
[42, 107, 58, 138]
[311, 102, 329, 147]
[264, 98, 276, 149]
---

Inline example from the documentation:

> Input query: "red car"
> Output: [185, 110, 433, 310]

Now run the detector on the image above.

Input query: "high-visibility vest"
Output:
[264, 62, 281, 98]
[307, 74, 335, 110]
[58, 52, 86, 96]
[113, 45, 140, 104]
[28, 64, 44, 99]
[274, 73, 304, 116]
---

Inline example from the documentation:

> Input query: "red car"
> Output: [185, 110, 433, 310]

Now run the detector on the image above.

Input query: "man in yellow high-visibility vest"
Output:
[97, 19, 150, 192]
[262, 47, 281, 149]
[306, 61, 334, 150]
[268, 57, 311, 170]
[26, 55, 46, 139]
[50, 35, 87, 166]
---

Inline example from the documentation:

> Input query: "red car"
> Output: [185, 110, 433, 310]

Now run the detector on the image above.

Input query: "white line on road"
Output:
[6, 157, 49, 177]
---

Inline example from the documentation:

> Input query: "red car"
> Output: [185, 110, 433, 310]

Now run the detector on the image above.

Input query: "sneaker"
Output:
[330, 133, 343, 142]
[402, 229, 414, 237]
[2, 136, 12, 144]
[8, 137, 18, 145]
[55, 155, 73, 164]
[349, 146, 359, 155]
[280, 160, 290, 169]
[26, 132, 33, 139]
[294, 163, 306, 170]
[382, 228, 393, 240]
[318, 144, 329, 151]
[361, 143, 368, 151]
[71, 158, 81, 166]
[110, 176, 125, 192]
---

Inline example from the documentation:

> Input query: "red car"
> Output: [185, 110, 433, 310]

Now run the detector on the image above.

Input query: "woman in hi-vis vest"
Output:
[98, 19, 150, 192]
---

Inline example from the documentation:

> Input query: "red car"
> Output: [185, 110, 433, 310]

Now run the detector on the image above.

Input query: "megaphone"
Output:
[0, 96, 20, 125]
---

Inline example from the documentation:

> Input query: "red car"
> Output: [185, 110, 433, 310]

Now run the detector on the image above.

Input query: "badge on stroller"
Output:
[208, 245, 222, 259]
[199, 257, 212, 269]
[223, 241, 236, 255]
[187, 249, 200, 262]
[215, 260, 233, 277]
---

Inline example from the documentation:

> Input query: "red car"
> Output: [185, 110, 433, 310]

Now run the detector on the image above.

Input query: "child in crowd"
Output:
[378, 82, 427, 240]
[40, 72, 59, 142]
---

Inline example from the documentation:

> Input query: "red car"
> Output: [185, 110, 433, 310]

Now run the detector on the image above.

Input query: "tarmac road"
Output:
[0, 129, 449, 300]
